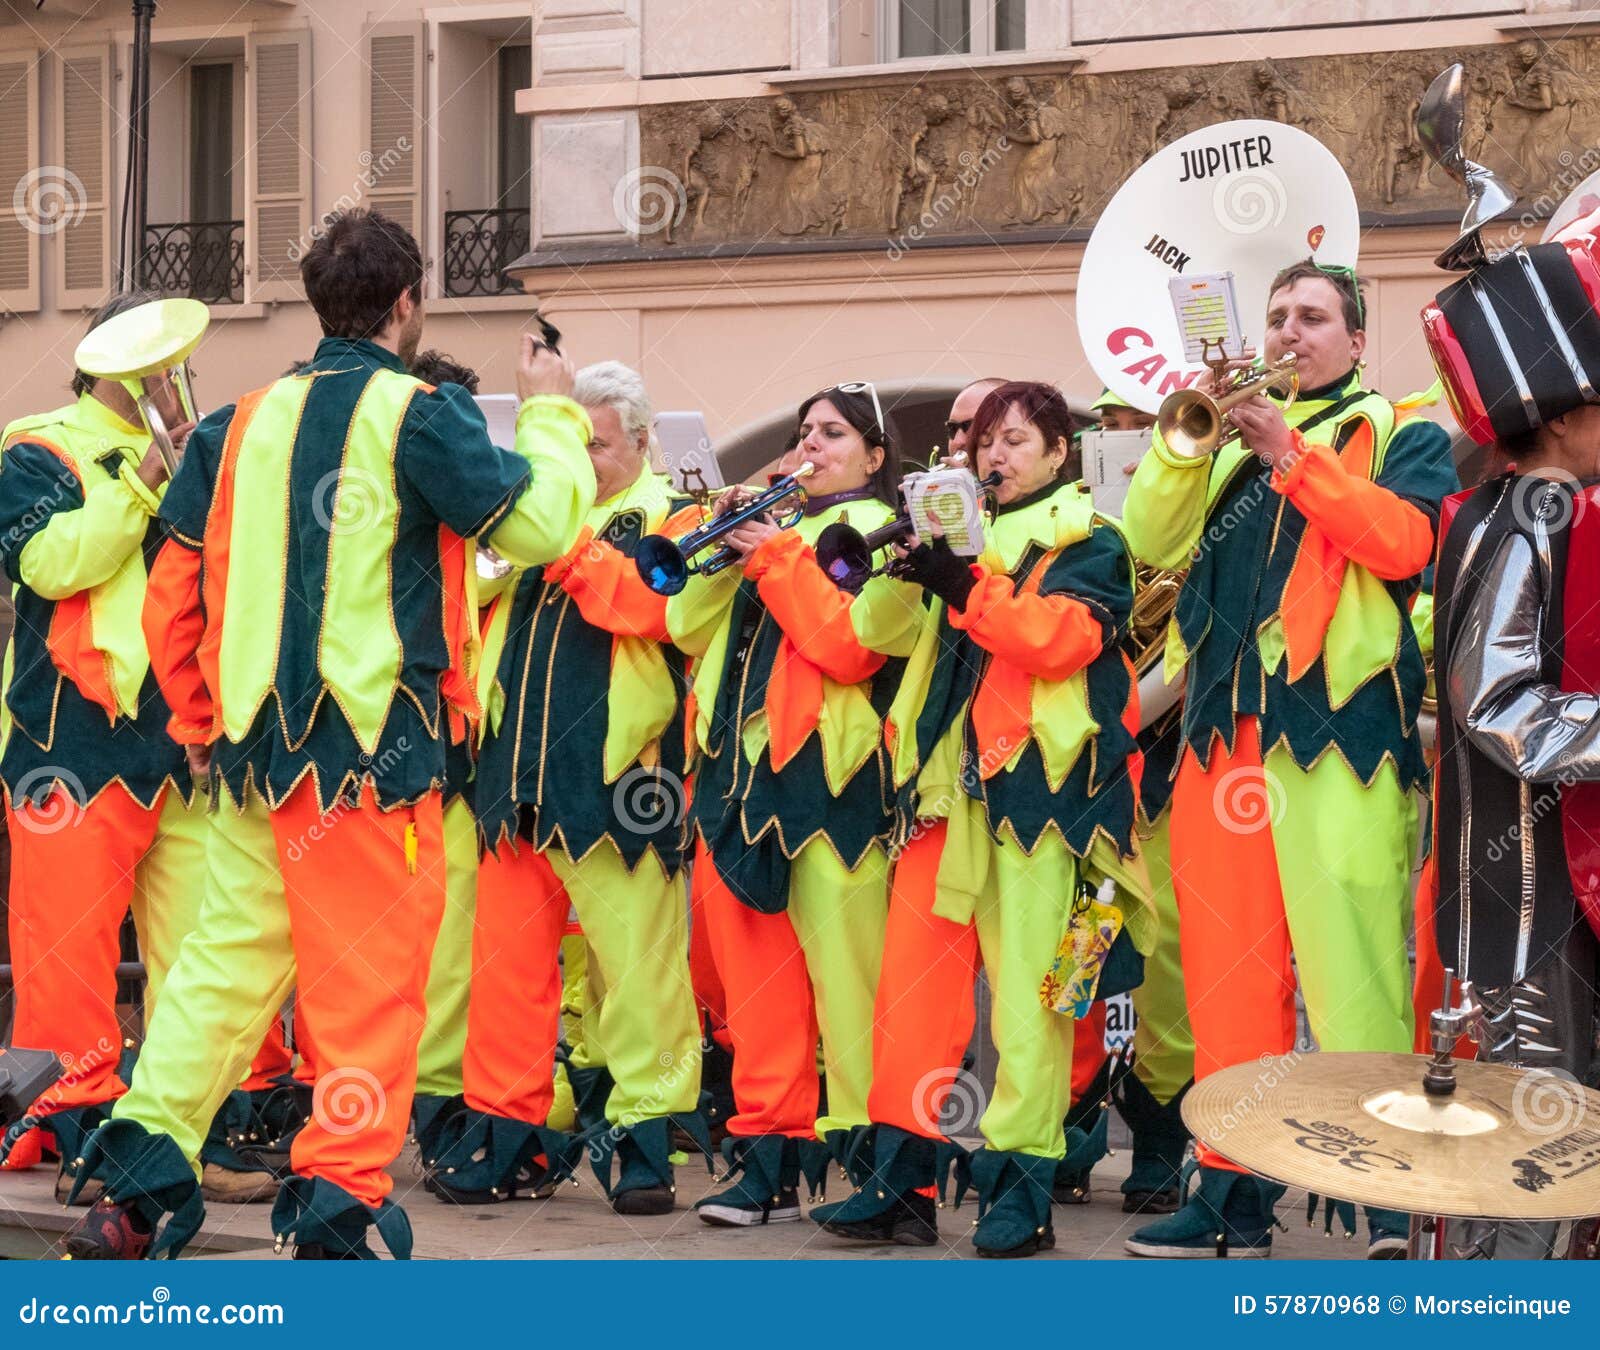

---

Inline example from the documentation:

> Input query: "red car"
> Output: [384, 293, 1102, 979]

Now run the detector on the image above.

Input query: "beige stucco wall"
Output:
[0, 0, 1574, 442]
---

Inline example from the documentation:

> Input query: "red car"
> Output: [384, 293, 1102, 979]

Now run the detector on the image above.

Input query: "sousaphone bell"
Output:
[73, 297, 210, 475]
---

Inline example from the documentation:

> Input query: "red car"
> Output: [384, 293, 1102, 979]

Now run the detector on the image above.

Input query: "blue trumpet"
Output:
[635, 462, 815, 595]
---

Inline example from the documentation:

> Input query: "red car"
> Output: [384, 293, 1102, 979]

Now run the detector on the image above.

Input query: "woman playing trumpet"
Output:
[812, 380, 1153, 1257]
[666, 383, 923, 1229]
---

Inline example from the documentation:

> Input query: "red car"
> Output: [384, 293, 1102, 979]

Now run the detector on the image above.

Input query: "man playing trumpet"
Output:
[1121, 260, 1456, 1258]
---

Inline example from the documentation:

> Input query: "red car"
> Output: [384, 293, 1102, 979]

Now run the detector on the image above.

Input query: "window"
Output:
[886, 0, 1025, 59]
[497, 44, 532, 215]
[430, 15, 532, 298]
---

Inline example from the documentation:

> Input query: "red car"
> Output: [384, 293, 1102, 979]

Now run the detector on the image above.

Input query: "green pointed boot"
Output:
[1124, 1164, 1285, 1258]
[695, 1135, 802, 1227]
[812, 1125, 938, 1246]
[1115, 1072, 1192, 1213]
[971, 1148, 1057, 1258]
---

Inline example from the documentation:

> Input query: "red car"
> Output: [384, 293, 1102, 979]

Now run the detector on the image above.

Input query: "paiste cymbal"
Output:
[1183, 1052, 1600, 1220]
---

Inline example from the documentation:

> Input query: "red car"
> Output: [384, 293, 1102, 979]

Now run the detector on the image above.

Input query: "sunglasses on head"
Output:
[833, 380, 885, 437]
[1313, 262, 1365, 326]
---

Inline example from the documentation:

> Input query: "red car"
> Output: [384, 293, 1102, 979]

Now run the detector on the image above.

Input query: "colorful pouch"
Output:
[1040, 878, 1124, 1019]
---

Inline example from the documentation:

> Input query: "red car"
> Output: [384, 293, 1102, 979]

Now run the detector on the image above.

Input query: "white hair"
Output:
[574, 361, 652, 443]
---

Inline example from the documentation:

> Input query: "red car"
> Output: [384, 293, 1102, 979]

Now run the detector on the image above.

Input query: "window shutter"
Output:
[0, 52, 40, 315]
[363, 24, 425, 252]
[245, 28, 312, 304]
[54, 44, 112, 310]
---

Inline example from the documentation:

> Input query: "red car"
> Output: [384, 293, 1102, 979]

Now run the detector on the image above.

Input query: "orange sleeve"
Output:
[1273, 436, 1436, 581]
[744, 528, 885, 684]
[547, 528, 670, 641]
[142, 538, 213, 745]
[948, 567, 1105, 681]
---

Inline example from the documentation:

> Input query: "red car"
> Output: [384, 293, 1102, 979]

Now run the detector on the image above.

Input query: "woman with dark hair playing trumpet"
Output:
[812, 380, 1153, 1258]
[665, 382, 924, 1230]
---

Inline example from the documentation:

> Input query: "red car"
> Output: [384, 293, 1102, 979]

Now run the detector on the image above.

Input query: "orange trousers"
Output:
[6, 782, 200, 1117]
[111, 782, 445, 1207]
[461, 841, 567, 1123]
[697, 833, 888, 1139]
[866, 823, 980, 1138]
[1169, 717, 1416, 1170]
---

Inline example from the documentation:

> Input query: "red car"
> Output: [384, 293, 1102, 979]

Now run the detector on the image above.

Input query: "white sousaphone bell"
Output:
[1075, 118, 1361, 730]
[73, 297, 211, 475]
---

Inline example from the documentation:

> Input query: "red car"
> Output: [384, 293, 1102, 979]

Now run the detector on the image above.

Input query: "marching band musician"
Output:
[426, 360, 706, 1216]
[0, 293, 209, 1201]
[1121, 260, 1457, 1259]
[814, 380, 1154, 1258]
[1057, 389, 1195, 1218]
[60, 209, 597, 1260]
[1426, 205, 1600, 1261]
[673, 384, 923, 1230]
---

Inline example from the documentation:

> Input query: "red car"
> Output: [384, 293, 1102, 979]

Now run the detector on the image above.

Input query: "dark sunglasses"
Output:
[945, 418, 974, 439]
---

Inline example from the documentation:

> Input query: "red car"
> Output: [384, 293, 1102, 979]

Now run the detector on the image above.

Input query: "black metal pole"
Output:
[121, 0, 157, 290]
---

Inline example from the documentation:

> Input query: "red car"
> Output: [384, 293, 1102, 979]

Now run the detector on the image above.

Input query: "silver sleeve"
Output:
[1448, 531, 1600, 783]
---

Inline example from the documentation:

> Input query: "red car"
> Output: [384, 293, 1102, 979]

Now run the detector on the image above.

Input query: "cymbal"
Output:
[1184, 1053, 1600, 1220]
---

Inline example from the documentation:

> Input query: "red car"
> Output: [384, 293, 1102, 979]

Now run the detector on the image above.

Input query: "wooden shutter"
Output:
[362, 24, 425, 249]
[54, 44, 112, 309]
[0, 52, 40, 315]
[245, 28, 312, 303]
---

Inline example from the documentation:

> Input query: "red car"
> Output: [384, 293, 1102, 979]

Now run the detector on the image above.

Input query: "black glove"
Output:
[890, 537, 978, 611]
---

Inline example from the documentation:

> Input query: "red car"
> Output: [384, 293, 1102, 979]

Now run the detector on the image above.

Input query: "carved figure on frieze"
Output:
[1000, 76, 1071, 224]
[770, 96, 847, 237]
[678, 106, 761, 242]
[1484, 40, 1581, 195]
[886, 91, 944, 232]
[1380, 70, 1428, 206]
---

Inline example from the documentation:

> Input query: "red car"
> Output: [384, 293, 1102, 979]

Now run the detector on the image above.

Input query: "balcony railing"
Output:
[141, 220, 245, 305]
[443, 208, 532, 298]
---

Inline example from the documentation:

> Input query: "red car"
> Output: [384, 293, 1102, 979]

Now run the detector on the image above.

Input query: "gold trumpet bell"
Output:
[1156, 352, 1300, 459]
[74, 297, 210, 475]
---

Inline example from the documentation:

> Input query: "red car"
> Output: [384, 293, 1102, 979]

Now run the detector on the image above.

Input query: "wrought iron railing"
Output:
[443, 208, 532, 297]
[141, 220, 245, 305]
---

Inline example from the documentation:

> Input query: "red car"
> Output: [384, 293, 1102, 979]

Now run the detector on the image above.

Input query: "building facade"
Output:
[0, 0, 1595, 463]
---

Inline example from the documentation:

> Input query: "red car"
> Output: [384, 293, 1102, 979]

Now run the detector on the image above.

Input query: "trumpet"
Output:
[635, 462, 815, 595]
[816, 470, 1002, 593]
[1156, 352, 1299, 459]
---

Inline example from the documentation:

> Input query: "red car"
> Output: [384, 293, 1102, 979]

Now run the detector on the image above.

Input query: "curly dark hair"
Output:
[410, 350, 480, 394]
[300, 208, 424, 342]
